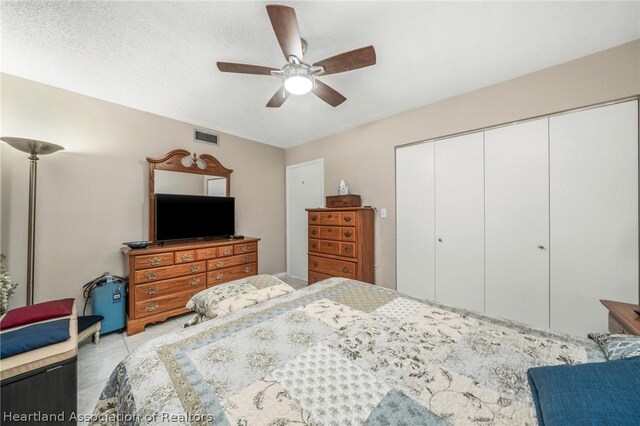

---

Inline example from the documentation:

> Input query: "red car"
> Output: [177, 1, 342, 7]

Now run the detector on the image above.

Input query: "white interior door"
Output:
[550, 101, 638, 336]
[435, 132, 485, 312]
[286, 160, 324, 280]
[396, 142, 436, 300]
[485, 119, 550, 329]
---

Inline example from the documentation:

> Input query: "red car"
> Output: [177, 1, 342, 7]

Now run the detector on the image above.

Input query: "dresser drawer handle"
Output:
[343, 246, 352, 253]
[311, 229, 318, 235]
[311, 242, 318, 248]
[149, 257, 161, 265]
[145, 302, 159, 312]
[313, 261, 319, 268]
[190, 265, 200, 273]
[616, 329, 627, 334]
[244, 255, 253, 263]
[145, 286, 159, 295]
[342, 267, 350, 273]
[145, 272, 157, 281]
[241, 246, 249, 253]
[344, 231, 352, 238]
[344, 216, 352, 222]
[181, 254, 193, 261]
[215, 261, 224, 268]
[223, 248, 232, 255]
[214, 273, 223, 280]
[244, 266, 252, 273]
[189, 278, 200, 286]
[311, 215, 318, 222]
[204, 250, 211, 255]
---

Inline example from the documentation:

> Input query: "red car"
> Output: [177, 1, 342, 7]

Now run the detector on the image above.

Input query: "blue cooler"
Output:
[90, 276, 126, 334]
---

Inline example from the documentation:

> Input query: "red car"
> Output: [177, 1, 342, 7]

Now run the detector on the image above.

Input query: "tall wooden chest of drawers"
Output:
[123, 237, 259, 335]
[307, 207, 374, 285]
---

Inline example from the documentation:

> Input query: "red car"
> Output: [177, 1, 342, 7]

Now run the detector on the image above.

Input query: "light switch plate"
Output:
[380, 208, 387, 218]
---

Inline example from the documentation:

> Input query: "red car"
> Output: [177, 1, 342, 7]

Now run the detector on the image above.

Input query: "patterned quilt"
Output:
[92, 278, 605, 425]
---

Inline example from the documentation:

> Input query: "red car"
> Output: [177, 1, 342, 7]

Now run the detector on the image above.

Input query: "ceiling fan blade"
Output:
[217, 62, 278, 75]
[312, 80, 346, 107]
[313, 46, 376, 75]
[266, 5, 303, 60]
[266, 86, 289, 108]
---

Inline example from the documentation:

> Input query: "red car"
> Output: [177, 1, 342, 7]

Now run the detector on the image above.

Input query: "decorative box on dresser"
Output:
[124, 238, 259, 335]
[307, 207, 374, 285]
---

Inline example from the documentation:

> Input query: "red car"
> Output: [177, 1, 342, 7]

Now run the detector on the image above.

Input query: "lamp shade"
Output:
[1, 137, 64, 156]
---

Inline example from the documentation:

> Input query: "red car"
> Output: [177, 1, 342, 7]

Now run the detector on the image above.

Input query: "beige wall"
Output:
[0, 73, 286, 309]
[286, 40, 640, 291]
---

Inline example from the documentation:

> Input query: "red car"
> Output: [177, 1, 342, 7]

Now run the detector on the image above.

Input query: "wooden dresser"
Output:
[123, 237, 259, 335]
[307, 207, 374, 285]
[600, 299, 640, 336]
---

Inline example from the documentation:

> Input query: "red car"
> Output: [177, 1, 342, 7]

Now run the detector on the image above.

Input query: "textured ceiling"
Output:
[2, 1, 639, 148]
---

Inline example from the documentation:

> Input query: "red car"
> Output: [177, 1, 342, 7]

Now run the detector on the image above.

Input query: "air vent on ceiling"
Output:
[194, 129, 219, 146]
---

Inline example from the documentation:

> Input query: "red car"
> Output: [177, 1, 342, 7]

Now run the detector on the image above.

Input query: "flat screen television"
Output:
[155, 193, 235, 242]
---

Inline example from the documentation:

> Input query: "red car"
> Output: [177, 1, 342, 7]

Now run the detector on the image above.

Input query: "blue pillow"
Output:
[0, 319, 70, 359]
[528, 356, 640, 426]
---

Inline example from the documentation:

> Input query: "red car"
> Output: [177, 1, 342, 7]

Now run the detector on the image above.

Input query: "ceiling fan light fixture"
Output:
[283, 64, 313, 95]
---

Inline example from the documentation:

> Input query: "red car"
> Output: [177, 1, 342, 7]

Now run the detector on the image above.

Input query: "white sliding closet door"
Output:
[485, 119, 550, 328]
[435, 133, 485, 312]
[396, 143, 436, 300]
[550, 101, 638, 336]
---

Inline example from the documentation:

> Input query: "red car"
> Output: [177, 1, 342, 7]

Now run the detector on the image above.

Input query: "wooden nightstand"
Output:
[600, 299, 640, 336]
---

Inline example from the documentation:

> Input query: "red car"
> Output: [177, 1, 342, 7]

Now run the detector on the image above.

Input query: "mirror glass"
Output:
[155, 170, 227, 197]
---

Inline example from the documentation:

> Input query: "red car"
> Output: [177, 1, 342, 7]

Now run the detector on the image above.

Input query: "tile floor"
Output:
[76, 275, 307, 422]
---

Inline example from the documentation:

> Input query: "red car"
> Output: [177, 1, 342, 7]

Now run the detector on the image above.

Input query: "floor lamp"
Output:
[1, 137, 64, 305]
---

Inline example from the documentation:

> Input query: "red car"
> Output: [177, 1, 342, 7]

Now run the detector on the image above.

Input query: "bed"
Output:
[91, 277, 606, 425]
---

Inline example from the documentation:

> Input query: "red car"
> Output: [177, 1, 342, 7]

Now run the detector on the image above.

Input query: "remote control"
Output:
[230, 235, 244, 240]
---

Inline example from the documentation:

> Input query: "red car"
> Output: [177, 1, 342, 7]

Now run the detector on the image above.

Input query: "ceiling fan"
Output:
[217, 4, 376, 108]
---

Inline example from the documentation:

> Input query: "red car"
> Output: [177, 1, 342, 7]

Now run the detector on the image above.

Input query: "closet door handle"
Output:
[438, 238, 443, 243]
[537, 245, 546, 250]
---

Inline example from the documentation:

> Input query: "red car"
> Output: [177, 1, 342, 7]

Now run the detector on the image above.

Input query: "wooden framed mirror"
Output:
[147, 149, 233, 241]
